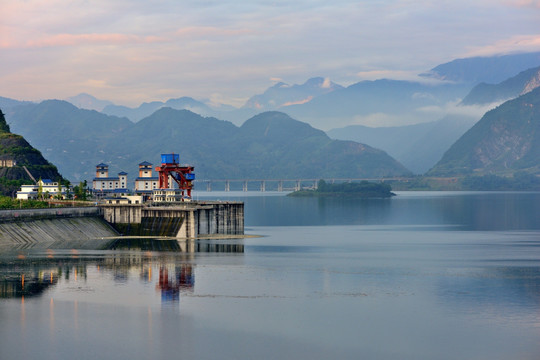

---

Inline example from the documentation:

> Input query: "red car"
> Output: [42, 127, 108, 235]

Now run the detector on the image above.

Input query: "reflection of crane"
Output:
[155, 154, 195, 200]
[157, 265, 194, 302]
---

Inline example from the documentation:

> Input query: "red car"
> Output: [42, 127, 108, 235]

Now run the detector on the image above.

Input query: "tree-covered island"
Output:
[288, 180, 395, 198]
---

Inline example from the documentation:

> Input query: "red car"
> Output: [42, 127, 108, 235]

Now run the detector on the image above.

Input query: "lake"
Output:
[1, 191, 539, 359]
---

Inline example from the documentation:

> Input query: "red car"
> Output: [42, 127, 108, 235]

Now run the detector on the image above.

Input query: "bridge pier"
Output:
[243, 181, 248, 192]
[260, 180, 265, 192]
[225, 180, 230, 192]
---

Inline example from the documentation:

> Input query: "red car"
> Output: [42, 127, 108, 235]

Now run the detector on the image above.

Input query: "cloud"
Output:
[175, 26, 254, 38]
[281, 96, 313, 107]
[2, 0, 540, 108]
[5, 33, 165, 49]
[464, 34, 540, 57]
[355, 70, 422, 81]
[507, 0, 540, 8]
[321, 77, 332, 89]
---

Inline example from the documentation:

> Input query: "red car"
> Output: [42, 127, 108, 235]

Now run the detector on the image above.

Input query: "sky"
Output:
[1, 0, 540, 108]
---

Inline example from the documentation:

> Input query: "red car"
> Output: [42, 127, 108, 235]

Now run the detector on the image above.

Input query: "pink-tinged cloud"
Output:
[508, 0, 540, 8]
[464, 35, 540, 57]
[2, 33, 165, 49]
[281, 96, 313, 107]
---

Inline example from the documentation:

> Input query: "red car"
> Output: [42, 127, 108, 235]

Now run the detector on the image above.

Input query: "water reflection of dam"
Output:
[107, 238, 245, 254]
[0, 238, 244, 299]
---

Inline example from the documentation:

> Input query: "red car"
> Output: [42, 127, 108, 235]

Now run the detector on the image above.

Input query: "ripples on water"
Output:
[1, 192, 539, 360]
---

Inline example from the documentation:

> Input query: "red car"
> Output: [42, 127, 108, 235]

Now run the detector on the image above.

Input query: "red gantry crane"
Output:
[155, 154, 195, 200]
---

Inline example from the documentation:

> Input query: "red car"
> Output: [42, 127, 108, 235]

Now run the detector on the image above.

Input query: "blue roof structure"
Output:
[139, 161, 153, 166]
[96, 163, 108, 167]
[118, 171, 128, 175]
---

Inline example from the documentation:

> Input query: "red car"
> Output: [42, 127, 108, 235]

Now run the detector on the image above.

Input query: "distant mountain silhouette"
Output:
[66, 93, 114, 112]
[281, 79, 470, 129]
[421, 52, 540, 84]
[243, 77, 343, 110]
[328, 114, 478, 174]
[8, 100, 133, 181]
[101, 96, 225, 122]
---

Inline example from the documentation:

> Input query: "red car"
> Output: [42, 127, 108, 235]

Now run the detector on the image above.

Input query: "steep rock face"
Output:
[428, 87, 540, 176]
[0, 109, 64, 195]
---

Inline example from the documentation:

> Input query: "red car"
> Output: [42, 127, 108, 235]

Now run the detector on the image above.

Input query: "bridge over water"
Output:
[194, 178, 412, 192]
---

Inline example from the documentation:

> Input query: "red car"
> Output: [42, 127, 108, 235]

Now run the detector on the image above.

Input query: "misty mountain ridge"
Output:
[101, 96, 226, 122]
[328, 114, 478, 174]
[461, 66, 540, 105]
[66, 93, 114, 112]
[2, 51, 539, 132]
[243, 77, 343, 110]
[421, 52, 540, 84]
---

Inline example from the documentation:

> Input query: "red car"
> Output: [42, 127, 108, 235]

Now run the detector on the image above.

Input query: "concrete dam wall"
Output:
[0, 207, 119, 249]
[0, 201, 244, 247]
[101, 201, 244, 238]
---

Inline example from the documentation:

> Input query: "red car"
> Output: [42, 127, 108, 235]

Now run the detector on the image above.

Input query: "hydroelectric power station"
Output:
[0, 153, 244, 245]
[100, 153, 244, 238]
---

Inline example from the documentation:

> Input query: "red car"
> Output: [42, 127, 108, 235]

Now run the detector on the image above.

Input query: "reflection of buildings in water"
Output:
[0, 269, 59, 298]
[156, 265, 194, 302]
[0, 239, 242, 299]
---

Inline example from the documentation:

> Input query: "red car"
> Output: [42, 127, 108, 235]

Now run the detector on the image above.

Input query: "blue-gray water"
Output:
[1, 191, 539, 359]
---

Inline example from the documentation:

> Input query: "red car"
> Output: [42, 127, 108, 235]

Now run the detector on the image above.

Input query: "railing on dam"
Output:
[193, 177, 411, 192]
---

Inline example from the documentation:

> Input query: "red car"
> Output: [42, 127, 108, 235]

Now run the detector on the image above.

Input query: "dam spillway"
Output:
[99, 201, 244, 238]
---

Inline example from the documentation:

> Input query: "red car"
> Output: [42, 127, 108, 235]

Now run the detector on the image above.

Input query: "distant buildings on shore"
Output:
[16, 161, 185, 203]
[16, 179, 68, 200]
[92, 161, 167, 196]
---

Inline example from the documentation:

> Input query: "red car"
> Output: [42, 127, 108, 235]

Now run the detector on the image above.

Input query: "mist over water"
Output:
[1, 192, 539, 360]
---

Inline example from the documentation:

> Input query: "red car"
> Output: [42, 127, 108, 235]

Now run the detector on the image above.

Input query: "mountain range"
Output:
[421, 51, 540, 84]
[2, 52, 540, 186]
[327, 114, 478, 174]
[6, 102, 410, 182]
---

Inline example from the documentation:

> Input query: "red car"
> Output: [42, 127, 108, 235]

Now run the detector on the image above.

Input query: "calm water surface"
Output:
[1, 191, 540, 360]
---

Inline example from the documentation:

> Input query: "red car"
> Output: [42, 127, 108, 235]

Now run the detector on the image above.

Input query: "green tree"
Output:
[56, 181, 63, 199]
[37, 178, 43, 200]
[0, 110, 10, 133]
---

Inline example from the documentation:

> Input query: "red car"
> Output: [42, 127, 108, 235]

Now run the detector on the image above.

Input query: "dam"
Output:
[0, 201, 244, 247]
[100, 201, 244, 238]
